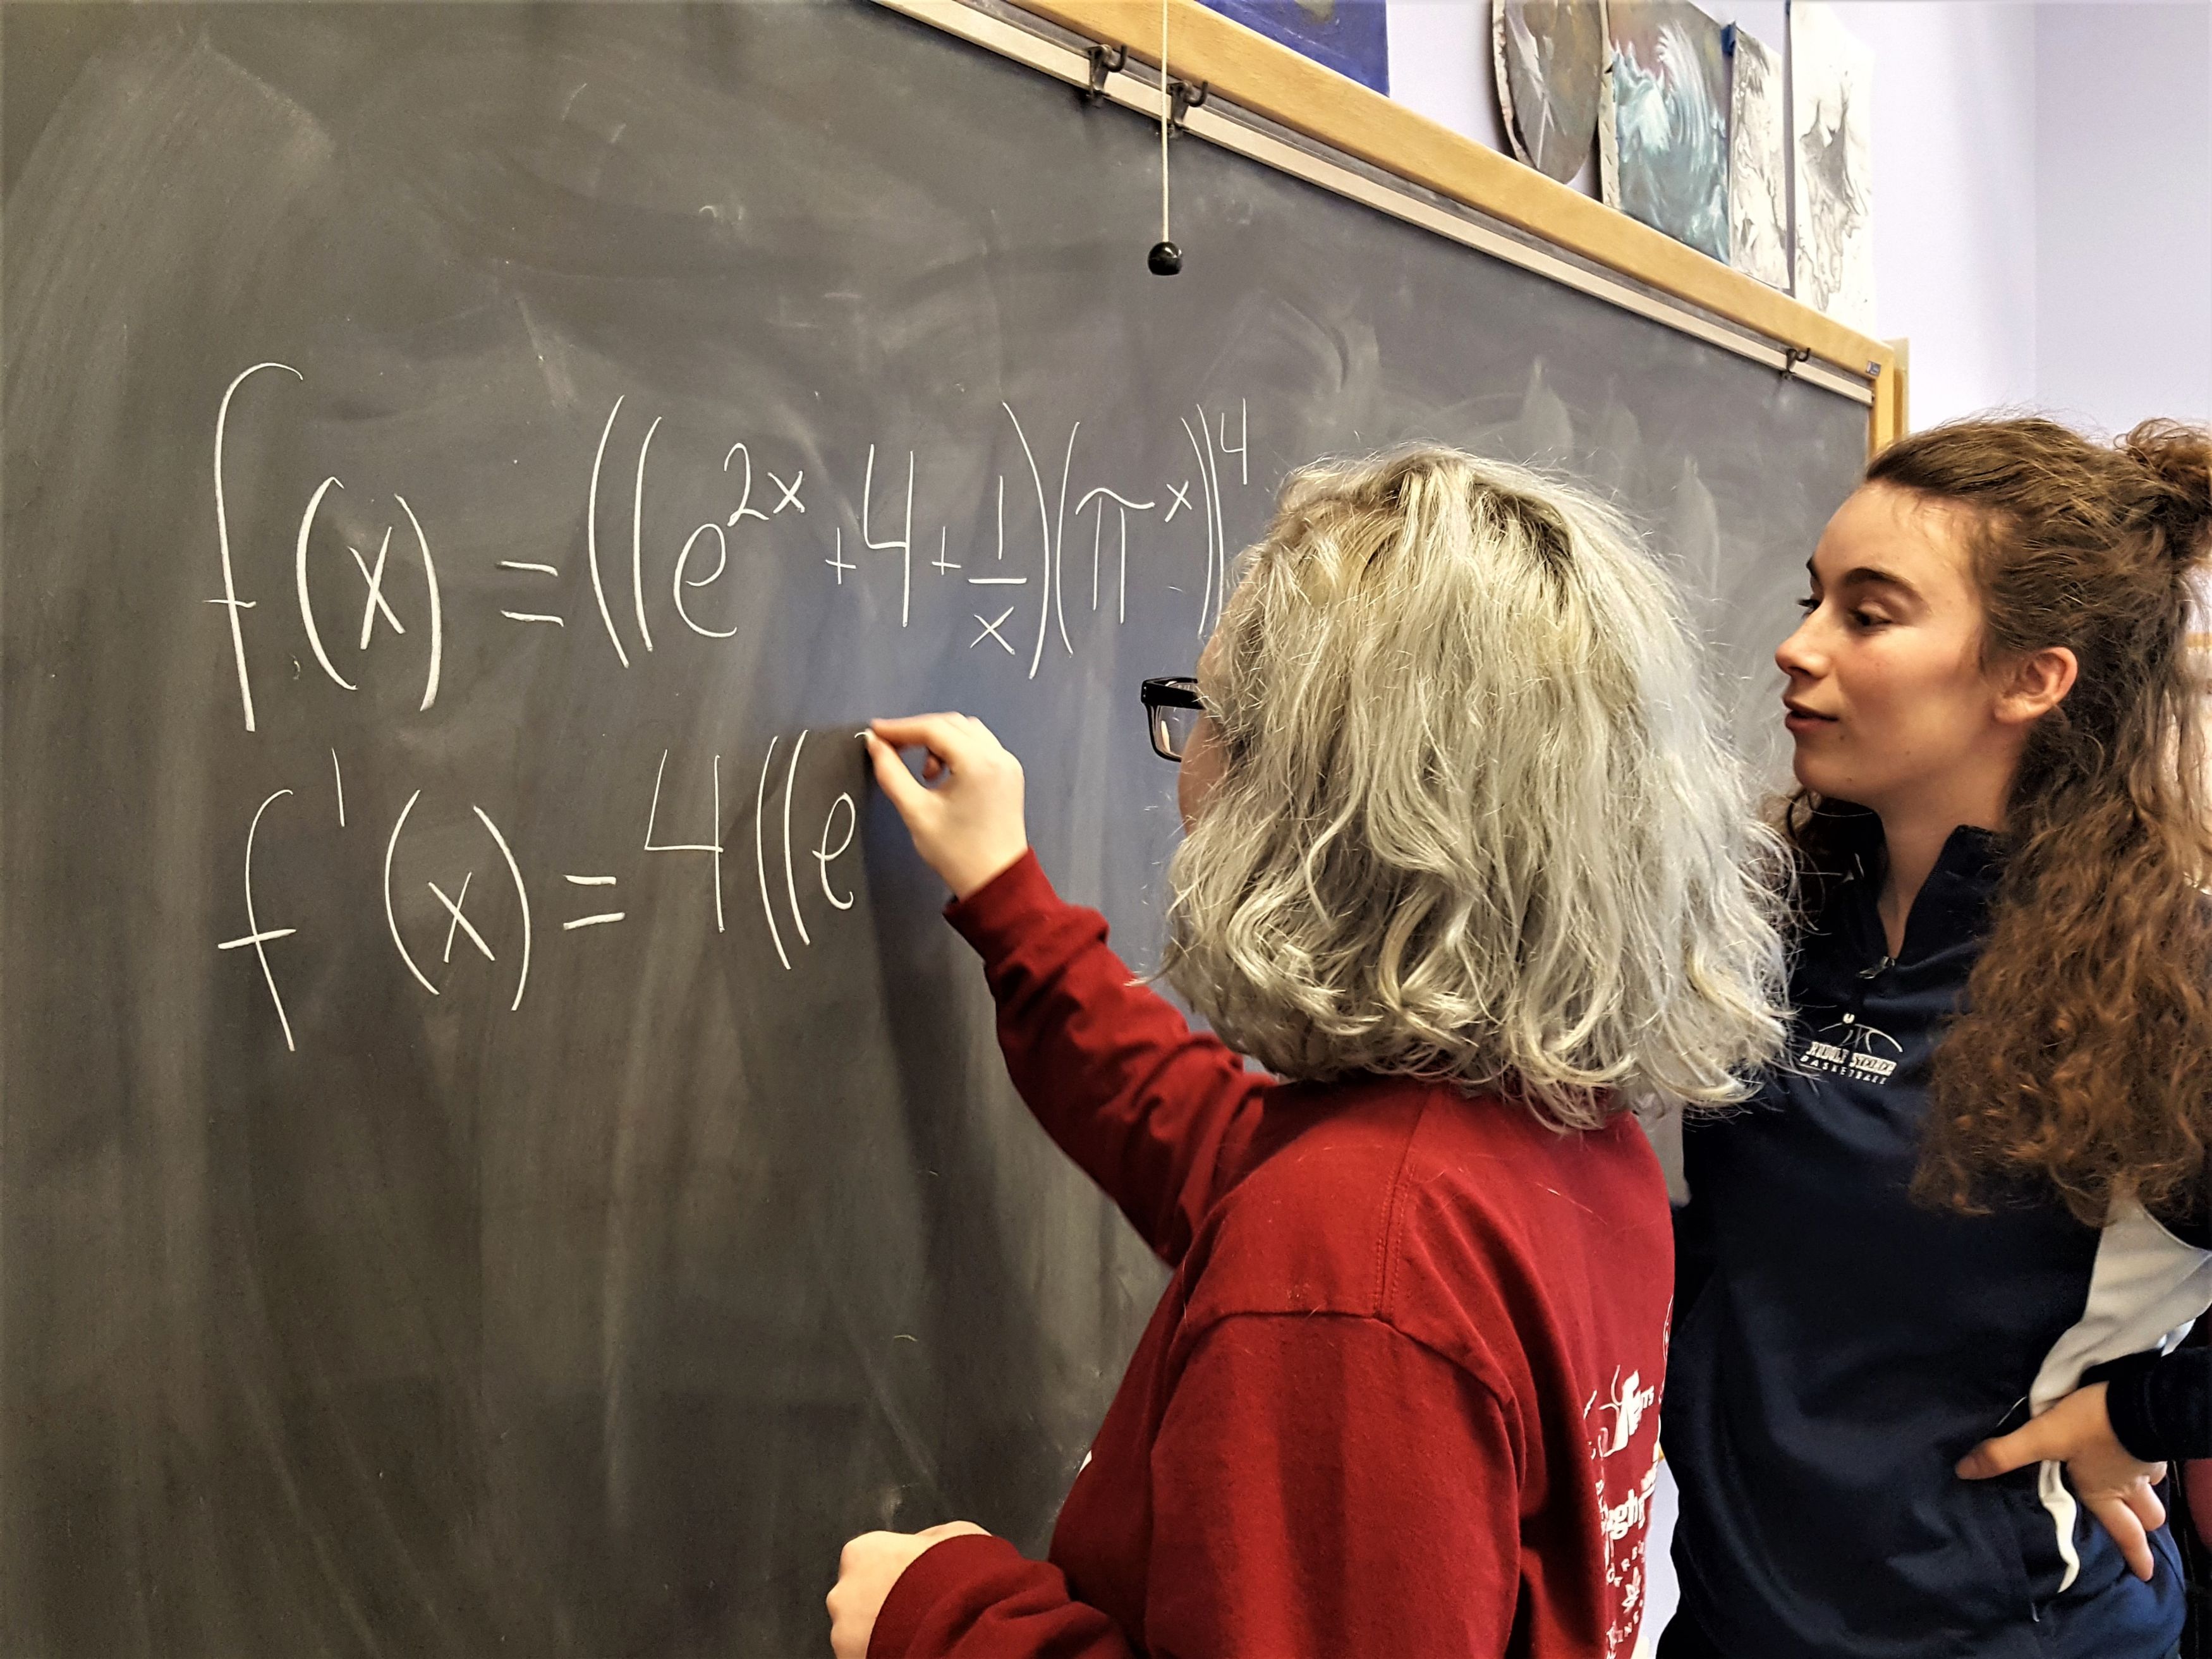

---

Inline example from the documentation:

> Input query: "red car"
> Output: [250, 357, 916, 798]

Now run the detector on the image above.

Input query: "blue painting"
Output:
[1598, 0, 1731, 263]
[1202, 0, 1390, 94]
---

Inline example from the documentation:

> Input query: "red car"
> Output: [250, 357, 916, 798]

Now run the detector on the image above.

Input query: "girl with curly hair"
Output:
[1662, 418, 2212, 1658]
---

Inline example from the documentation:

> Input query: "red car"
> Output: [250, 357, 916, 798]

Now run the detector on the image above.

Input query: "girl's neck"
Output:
[1875, 791, 2008, 959]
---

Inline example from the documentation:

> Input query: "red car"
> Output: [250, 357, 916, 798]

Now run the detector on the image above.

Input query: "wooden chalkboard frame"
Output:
[887, 0, 1907, 454]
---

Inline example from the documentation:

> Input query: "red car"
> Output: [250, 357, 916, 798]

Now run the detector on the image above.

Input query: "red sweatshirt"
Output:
[870, 853, 1674, 1659]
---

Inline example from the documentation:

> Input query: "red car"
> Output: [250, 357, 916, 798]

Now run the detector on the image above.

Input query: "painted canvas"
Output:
[1600, 0, 1732, 264]
[1725, 23, 1790, 289]
[1493, 0, 1605, 184]
[1202, 0, 1390, 94]
[1790, 0, 1875, 329]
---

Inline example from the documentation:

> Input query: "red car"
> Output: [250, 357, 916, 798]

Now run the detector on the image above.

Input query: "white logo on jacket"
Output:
[1799, 1011, 1902, 1082]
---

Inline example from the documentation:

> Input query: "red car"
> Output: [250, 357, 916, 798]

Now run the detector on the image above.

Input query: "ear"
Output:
[1993, 646, 2078, 726]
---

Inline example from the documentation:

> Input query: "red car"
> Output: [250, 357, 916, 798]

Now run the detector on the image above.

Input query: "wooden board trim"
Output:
[1875, 336, 1912, 454]
[1007, 0, 1900, 448]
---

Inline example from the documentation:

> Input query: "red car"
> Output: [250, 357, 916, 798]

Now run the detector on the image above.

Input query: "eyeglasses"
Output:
[1140, 676, 1205, 762]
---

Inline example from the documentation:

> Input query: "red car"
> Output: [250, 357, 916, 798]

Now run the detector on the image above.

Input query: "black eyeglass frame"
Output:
[1139, 676, 1205, 762]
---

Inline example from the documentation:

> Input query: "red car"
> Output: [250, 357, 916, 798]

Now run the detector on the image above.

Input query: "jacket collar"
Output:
[1825, 809, 2006, 963]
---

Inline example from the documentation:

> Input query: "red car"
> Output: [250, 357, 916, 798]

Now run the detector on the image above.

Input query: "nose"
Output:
[1775, 611, 1824, 683]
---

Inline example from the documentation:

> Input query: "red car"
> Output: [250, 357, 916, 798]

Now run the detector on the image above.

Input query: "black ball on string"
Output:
[1147, 240, 1182, 277]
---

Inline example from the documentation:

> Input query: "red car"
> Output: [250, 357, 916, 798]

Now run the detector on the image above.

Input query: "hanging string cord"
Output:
[1145, 0, 1180, 272]
[1159, 0, 1170, 244]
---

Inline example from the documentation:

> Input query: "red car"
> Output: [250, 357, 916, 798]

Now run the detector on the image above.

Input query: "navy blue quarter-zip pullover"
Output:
[1665, 817, 2212, 1658]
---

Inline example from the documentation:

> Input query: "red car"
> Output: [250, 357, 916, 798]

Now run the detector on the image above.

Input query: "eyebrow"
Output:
[1806, 561, 1924, 599]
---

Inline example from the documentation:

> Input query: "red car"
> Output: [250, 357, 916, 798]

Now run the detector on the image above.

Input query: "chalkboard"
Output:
[0, 3, 1869, 1653]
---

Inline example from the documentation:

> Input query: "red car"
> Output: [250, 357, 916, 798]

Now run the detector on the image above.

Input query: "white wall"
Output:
[2034, 1, 2212, 432]
[1385, 2, 1505, 158]
[1842, 1, 2041, 424]
[1383, 0, 2209, 433]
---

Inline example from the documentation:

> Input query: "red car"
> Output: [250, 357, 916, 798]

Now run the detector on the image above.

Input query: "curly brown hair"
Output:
[1782, 416, 2212, 1228]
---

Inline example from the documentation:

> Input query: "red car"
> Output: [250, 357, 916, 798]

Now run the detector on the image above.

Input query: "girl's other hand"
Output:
[1955, 1381, 2169, 1581]
[865, 714, 1029, 900]
[826, 1521, 989, 1659]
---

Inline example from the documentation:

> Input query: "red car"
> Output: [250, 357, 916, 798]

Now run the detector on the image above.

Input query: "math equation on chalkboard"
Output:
[206, 360, 1254, 1051]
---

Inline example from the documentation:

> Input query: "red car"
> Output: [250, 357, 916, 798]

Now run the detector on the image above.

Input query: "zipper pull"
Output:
[1859, 956, 1894, 980]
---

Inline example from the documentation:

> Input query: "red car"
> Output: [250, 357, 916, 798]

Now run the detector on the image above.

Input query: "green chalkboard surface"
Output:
[0, 3, 1866, 1651]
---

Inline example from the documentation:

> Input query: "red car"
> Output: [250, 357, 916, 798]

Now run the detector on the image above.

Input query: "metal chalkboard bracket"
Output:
[1079, 42, 1126, 104]
[1167, 77, 1208, 135]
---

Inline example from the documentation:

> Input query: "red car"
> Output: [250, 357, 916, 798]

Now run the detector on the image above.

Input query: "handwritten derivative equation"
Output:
[219, 737, 853, 1052]
[208, 362, 1252, 1051]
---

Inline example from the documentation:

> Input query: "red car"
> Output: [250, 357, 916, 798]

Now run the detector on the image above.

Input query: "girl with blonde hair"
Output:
[826, 444, 1788, 1658]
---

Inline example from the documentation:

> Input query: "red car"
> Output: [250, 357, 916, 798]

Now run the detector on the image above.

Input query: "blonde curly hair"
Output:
[1162, 444, 1789, 1131]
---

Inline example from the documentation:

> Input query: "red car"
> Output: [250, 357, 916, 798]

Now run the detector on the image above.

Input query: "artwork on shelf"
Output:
[1725, 23, 1790, 290]
[1493, 0, 1605, 184]
[1790, 0, 1876, 329]
[1201, 0, 1390, 94]
[1599, 0, 1732, 264]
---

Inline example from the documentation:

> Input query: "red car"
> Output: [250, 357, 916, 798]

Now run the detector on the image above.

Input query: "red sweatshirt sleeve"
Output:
[945, 852, 1268, 1265]
[870, 1311, 1522, 1659]
[868, 1534, 1134, 1659]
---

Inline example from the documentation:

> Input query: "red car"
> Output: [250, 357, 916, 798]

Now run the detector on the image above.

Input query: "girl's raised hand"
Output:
[865, 714, 1029, 900]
